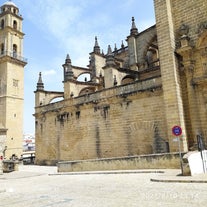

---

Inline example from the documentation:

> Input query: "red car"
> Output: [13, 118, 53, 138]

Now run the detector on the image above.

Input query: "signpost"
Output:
[172, 125, 183, 175]
[172, 125, 182, 137]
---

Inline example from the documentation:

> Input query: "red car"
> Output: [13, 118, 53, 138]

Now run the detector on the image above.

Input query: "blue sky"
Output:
[2, 0, 155, 134]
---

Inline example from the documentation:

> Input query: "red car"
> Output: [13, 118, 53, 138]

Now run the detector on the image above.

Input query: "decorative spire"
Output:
[63, 54, 73, 81]
[65, 54, 71, 64]
[121, 40, 125, 49]
[107, 45, 112, 55]
[114, 43, 117, 51]
[93, 36, 100, 54]
[130, 17, 138, 36]
[113, 75, 117, 86]
[106, 45, 115, 66]
[36, 72, 44, 91]
[95, 36, 98, 47]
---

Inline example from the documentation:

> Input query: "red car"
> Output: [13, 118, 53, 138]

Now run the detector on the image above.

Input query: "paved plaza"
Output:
[0, 165, 207, 207]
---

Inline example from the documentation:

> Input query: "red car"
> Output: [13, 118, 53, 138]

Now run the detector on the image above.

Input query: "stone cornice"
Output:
[0, 55, 27, 66]
[0, 12, 23, 20]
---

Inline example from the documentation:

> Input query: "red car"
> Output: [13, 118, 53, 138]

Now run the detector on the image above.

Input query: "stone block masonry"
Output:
[57, 153, 181, 172]
[35, 77, 168, 165]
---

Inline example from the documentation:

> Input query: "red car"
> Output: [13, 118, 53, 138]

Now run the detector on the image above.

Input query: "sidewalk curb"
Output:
[150, 178, 207, 183]
[49, 170, 164, 176]
[0, 172, 45, 180]
[1, 168, 207, 184]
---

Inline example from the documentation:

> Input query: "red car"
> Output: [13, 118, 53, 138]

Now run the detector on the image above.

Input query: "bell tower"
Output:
[0, 1, 27, 159]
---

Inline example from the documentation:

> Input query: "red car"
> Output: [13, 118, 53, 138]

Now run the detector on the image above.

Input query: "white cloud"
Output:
[23, 0, 85, 40]
[42, 69, 56, 76]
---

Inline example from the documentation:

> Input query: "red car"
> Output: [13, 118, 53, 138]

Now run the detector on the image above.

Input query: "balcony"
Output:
[0, 50, 27, 63]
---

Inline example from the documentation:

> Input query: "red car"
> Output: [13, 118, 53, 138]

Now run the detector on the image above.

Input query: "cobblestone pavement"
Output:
[0, 165, 207, 207]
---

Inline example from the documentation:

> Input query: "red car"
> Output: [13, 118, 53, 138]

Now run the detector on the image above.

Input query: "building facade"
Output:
[0, 1, 27, 160]
[34, 0, 207, 165]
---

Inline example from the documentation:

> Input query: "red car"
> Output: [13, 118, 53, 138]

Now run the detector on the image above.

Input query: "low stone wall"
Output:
[3, 160, 19, 173]
[57, 153, 182, 172]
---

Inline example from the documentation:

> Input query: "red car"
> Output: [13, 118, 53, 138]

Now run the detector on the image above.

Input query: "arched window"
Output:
[13, 44, 17, 57]
[79, 87, 95, 96]
[13, 20, 17, 29]
[1, 43, 4, 54]
[144, 35, 159, 68]
[77, 73, 91, 82]
[1, 19, 4, 29]
[121, 75, 135, 85]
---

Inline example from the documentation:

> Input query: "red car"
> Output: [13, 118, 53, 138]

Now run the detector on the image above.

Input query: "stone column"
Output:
[176, 23, 200, 148]
[180, 57, 198, 148]
[154, 0, 188, 151]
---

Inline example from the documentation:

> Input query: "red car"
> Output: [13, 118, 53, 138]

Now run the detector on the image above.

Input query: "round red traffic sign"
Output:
[172, 125, 182, 136]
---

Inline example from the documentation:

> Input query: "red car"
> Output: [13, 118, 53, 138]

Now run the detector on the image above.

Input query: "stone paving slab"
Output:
[52, 169, 207, 183]
[0, 171, 44, 180]
[1, 166, 207, 183]
[0, 166, 207, 206]
[49, 167, 207, 181]
[150, 169, 207, 183]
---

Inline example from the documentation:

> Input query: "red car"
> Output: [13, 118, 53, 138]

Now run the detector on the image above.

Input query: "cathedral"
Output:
[0, 1, 26, 163]
[34, 0, 207, 166]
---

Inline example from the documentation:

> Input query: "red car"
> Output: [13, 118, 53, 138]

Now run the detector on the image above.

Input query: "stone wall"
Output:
[154, 0, 188, 152]
[154, 0, 207, 150]
[172, 0, 207, 146]
[57, 153, 181, 172]
[173, 0, 207, 147]
[35, 77, 169, 165]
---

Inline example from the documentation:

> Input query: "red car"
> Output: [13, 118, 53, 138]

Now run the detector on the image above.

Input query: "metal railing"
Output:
[0, 50, 27, 63]
[197, 134, 207, 173]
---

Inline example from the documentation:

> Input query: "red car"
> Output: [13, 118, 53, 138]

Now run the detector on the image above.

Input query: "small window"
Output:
[1, 43, 4, 54]
[13, 44, 17, 57]
[13, 79, 18, 87]
[13, 20, 17, 29]
[1, 19, 4, 29]
[76, 111, 80, 119]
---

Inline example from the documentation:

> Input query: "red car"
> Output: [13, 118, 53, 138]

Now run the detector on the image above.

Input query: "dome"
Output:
[3, 1, 17, 7]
